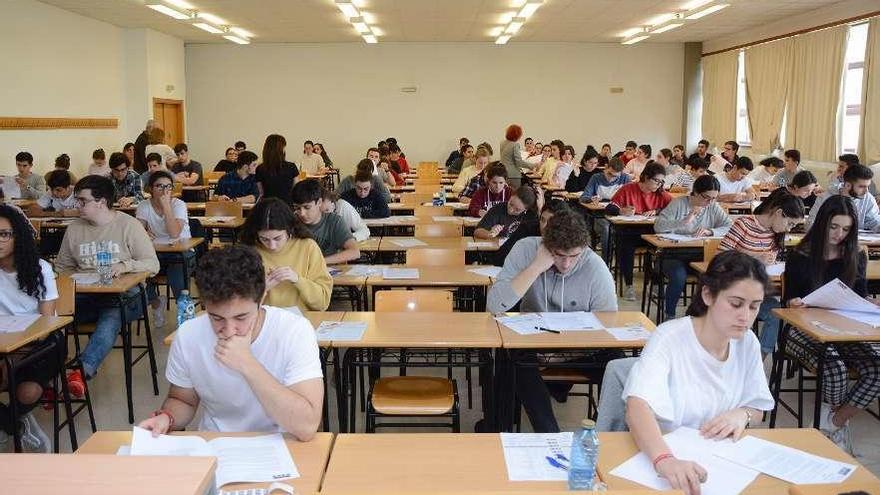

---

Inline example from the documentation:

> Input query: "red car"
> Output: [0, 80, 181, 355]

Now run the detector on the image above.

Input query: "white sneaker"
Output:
[623, 285, 636, 302]
[19, 412, 50, 453]
[819, 402, 837, 433]
[828, 423, 854, 455]
[152, 296, 166, 328]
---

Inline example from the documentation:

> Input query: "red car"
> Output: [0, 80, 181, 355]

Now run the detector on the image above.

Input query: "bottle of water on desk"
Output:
[176, 290, 196, 328]
[568, 418, 600, 490]
[95, 241, 112, 285]
[438, 186, 447, 205]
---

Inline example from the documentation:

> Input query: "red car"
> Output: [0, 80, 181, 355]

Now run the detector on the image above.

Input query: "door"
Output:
[152, 98, 185, 145]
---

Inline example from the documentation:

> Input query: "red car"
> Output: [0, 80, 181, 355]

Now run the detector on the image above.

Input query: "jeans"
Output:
[757, 296, 781, 354]
[75, 289, 144, 377]
[147, 251, 195, 302]
[663, 258, 688, 319]
[594, 219, 611, 263]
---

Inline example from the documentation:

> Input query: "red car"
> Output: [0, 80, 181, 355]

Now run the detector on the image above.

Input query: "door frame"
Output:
[152, 98, 185, 143]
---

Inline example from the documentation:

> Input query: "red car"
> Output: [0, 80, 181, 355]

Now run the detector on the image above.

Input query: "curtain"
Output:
[701, 50, 739, 149]
[860, 18, 880, 164]
[785, 26, 847, 161]
[745, 38, 793, 154]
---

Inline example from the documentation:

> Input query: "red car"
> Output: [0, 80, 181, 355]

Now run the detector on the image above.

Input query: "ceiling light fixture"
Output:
[622, 34, 650, 45]
[680, 0, 713, 10]
[495, 35, 511, 45]
[163, 0, 195, 9]
[363, 34, 378, 44]
[223, 35, 250, 44]
[517, 1, 543, 19]
[351, 17, 371, 33]
[685, 3, 729, 19]
[196, 12, 227, 25]
[335, 0, 360, 18]
[650, 22, 683, 34]
[146, 4, 191, 20]
[229, 27, 254, 38]
[505, 17, 526, 34]
[193, 22, 223, 34]
[495, 1, 544, 45]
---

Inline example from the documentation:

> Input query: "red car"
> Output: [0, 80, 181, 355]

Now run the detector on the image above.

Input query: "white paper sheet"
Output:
[468, 266, 503, 278]
[467, 241, 495, 249]
[765, 263, 786, 277]
[609, 427, 759, 495]
[540, 311, 604, 331]
[70, 272, 100, 285]
[382, 267, 420, 279]
[829, 310, 880, 328]
[0, 314, 41, 334]
[802, 278, 880, 314]
[389, 238, 427, 247]
[606, 326, 651, 341]
[608, 215, 653, 222]
[344, 265, 384, 277]
[1, 176, 22, 199]
[315, 321, 367, 342]
[202, 216, 235, 222]
[432, 216, 458, 222]
[500, 432, 573, 481]
[656, 233, 722, 243]
[363, 218, 386, 226]
[496, 314, 543, 335]
[130, 427, 299, 489]
[713, 435, 857, 485]
[858, 233, 880, 243]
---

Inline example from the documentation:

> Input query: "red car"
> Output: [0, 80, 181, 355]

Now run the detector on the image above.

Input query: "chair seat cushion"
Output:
[371, 376, 455, 415]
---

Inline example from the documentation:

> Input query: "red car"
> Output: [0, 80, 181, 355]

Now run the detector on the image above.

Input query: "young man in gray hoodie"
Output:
[488, 210, 617, 432]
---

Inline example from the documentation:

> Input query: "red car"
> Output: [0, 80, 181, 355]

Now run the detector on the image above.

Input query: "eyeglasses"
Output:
[649, 177, 665, 185]
[0, 230, 13, 242]
[74, 197, 100, 207]
[698, 192, 717, 202]
[153, 183, 174, 191]
[112, 166, 128, 173]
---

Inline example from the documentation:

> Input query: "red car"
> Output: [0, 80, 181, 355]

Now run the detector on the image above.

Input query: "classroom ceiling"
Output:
[40, 0, 847, 44]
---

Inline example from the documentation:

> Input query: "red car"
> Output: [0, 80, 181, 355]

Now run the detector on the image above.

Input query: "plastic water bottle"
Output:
[176, 290, 196, 328]
[95, 241, 112, 285]
[438, 186, 447, 205]
[568, 418, 600, 490]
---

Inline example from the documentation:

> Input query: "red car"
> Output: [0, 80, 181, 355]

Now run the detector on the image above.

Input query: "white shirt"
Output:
[166, 306, 323, 432]
[299, 153, 325, 175]
[0, 259, 58, 315]
[747, 167, 775, 184]
[716, 173, 754, 195]
[622, 316, 773, 432]
[334, 199, 370, 242]
[553, 162, 573, 187]
[37, 192, 77, 210]
[145, 144, 177, 168]
[136, 198, 191, 240]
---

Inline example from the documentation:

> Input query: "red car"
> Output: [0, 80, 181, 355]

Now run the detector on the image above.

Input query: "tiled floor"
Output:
[12, 275, 880, 476]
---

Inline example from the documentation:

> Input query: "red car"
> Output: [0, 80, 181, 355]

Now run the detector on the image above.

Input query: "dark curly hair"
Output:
[239, 198, 312, 245]
[542, 209, 589, 251]
[195, 245, 266, 304]
[686, 250, 769, 317]
[0, 204, 46, 299]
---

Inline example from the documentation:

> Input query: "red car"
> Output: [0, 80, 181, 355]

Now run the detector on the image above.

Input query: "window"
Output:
[735, 50, 751, 146]
[840, 22, 869, 154]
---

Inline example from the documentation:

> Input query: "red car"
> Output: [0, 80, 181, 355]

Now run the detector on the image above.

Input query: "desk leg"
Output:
[333, 348, 345, 432]
[812, 343, 828, 429]
[139, 285, 159, 396]
[5, 357, 22, 452]
[494, 349, 514, 432]
[120, 297, 135, 424]
[320, 349, 330, 432]
[480, 349, 496, 432]
[769, 319, 788, 428]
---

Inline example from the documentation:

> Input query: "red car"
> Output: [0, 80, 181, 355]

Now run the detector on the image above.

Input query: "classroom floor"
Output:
[12, 274, 880, 476]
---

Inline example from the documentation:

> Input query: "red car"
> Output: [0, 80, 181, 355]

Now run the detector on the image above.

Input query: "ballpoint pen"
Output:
[545, 456, 569, 471]
[535, 327, 560, 334]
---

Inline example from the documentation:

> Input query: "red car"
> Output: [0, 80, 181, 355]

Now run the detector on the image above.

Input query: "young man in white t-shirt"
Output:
[716, 157, 757, 203]
[138, 245, 323, 439]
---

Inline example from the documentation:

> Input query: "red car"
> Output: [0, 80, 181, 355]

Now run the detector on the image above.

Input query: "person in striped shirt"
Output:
[667, 156, 709, 193]
[719, 189, 805, 356]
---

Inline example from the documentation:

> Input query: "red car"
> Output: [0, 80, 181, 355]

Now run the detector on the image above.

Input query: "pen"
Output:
[545, 456, 569, 471]
[535, 327, 560, 334]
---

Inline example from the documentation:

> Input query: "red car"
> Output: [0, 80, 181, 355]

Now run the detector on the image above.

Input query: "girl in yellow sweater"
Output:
[239, 198, 333, 310]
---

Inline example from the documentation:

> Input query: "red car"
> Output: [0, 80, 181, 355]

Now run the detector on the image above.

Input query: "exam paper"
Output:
[131, 427, 299, 489]
[389, 238, 427, 247]
[1, 176, 22, 199]
[830, 309, 880, 328]
[344, 265, 384, 277]
[713, 435, 857, 485]
[608, 215, 653, 222]
[382, 267, 420, 279]
[495, 314, 543, 335]
[609, 427, 759, 495]
[540, 311, 603, 331]
[467, 241, 495, 249]
[802, 278, 880, 314]
[0, 314, 41, 334]
[500, 432, 573, 481]
[315, 321, 367, 342]
[70, 272, 100, 285]
[765, 263, 786, 277]
[468, 266, 503, 278]
[656, 233, 722, 243]
[606, 326, 651, 341]
[432, 216, 458, 222]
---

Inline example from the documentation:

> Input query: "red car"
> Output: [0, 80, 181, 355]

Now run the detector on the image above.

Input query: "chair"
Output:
[406, 249, 465, 266]
[414, 184, 442, 194]
[414, 206, 452, 217]
[595, 357, 638, 432]
[205, 201, 243, 218]
[172, 182, 183, 197]
[400, 193, 435, 205]
[703, 239, 721, 263]
[367, 290, 459, 432]
[415, 175, 441, 186]
[415, 223, 462, 238]
[417, 162, 439, 175]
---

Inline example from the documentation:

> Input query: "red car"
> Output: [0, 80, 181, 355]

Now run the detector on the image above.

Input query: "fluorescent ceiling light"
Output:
[506, 18, 525, 34]
[622, 35, 650, 45]
[680, 0, 713, 9]
[496, 35, 511, 45]
[370, 26, 384, 36]
[363, 34, 378, 44]
[651, 22, 683, 34]
[335, 1, 360, 18]
[686, 3, 729, 19]
[619, 27, 644, 38]
[517, 1, 543, 18]
[197, 12, 227, 25]
[229, 27, 254, 38]
[147, 4, 190, 20]
[223, 35, 250, 44]
[163, 0, 194, 9]
[646, 13, 676, 26]
[351, 17, 370, 33]
[193, 22, 223, 34]
[489, 26, 505, 37]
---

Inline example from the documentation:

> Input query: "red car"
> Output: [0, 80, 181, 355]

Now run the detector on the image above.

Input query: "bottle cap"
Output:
[581, 418, 596, 428]
[181, 290, 189, 295]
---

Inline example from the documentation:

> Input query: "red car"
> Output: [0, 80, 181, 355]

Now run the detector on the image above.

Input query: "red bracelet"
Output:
[652, 453, 675, 469]
[152, 409, 175, 431]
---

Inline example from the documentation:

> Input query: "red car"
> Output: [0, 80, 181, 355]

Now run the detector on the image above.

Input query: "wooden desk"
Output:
[693, 260, 880, 283]
[598, 429, 880, 494]
[499, 311, 655, 349]
[340, 311, 501, 348]
[152, 237, 204, 253]
[790, 481, 880, 494]
[77, 431, 334, 495]
[190, 215, 246, 229]
[321, 433, 568, 493]
[608, 216, 657, 226]
[365, 264, 492, 311]
[163, 310, 344, 346]
[0, 315, 72, 353]
[2, 453, 216, 495]
[773, 308, 880, 344]
[378, 236, 470, 252]
[73, 271, 149, 294]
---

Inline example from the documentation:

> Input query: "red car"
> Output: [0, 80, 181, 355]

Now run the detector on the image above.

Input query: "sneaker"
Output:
[19, 412, 50, 453]
[623, 285, 636, 301]
[66, 370, 85, 399]
[152, 297, 166, 328]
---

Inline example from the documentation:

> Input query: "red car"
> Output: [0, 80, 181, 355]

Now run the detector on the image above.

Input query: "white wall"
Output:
[0, 0, 186, 178]
[186, 42, 685, 174]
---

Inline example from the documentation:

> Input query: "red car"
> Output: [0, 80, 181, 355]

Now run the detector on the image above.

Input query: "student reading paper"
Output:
[623, 251, 775, 495]
[138, 245, 323, 439]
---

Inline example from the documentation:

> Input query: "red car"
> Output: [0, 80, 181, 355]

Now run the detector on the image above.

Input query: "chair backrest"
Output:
[406, 248, 465, 266]
[595, 357, 638, 432]
[172, 182, 183, 196]
[55, 274, 75, 317]
[415, 223, 462, 238]
[374, 289, 454, 312]
[414, 206, 452, 217]
[703, 238, 721, 262]
[206, 171, 225, 183]
[205, 201, 243, 218]
[400, 193, 435, 205]
[417, 162, 439, 175]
